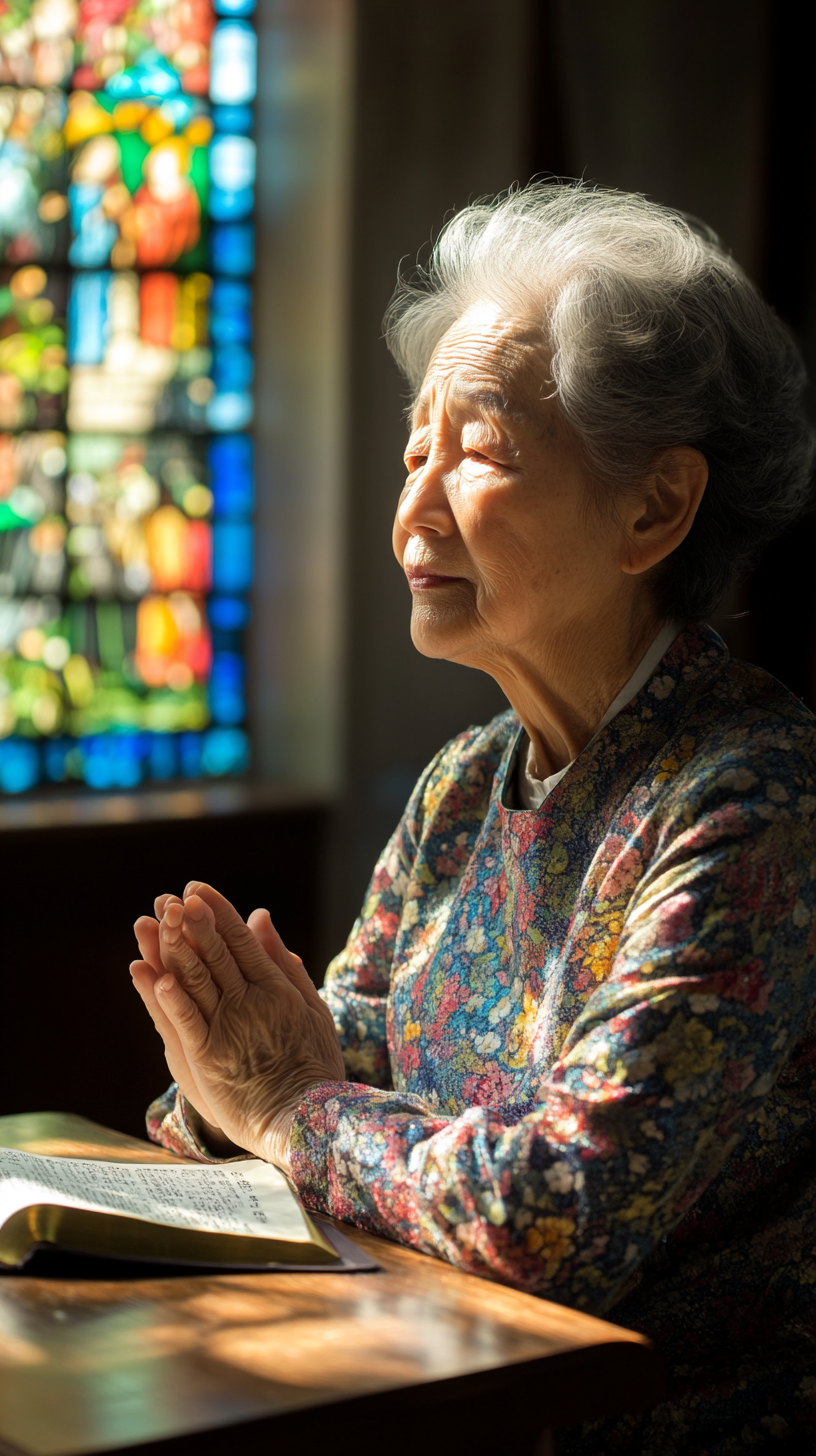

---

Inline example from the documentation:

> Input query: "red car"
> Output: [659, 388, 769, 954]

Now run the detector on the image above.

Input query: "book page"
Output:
[0, 1149, 314, 1243]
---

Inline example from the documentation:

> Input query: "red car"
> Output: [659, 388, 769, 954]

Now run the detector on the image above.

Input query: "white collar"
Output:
[518, 620, 683, 811]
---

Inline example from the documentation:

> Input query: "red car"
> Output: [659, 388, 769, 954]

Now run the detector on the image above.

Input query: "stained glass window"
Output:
[0, 0, 255, 793]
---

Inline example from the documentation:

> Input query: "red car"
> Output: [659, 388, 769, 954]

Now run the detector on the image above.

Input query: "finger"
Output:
[246, 904, 278, 960]
[130, 961, 219, 1127]
[131, 959, 190, 1075]
[181, 895, 269, 995]
[160, 901, 221, 1017]
[154, 892, 182, 920]
[134, 915, 162, 972]
[185, 883, 287, 987]
[246, 906, 288, 964]
[155, 973, 209, 1056]
[247, 908, 324, 1009]
[131, 959, 185, 1049]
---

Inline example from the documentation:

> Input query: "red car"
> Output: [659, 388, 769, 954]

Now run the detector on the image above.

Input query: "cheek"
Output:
[459, 489, 547, 587]
[463, 487, 605, 603]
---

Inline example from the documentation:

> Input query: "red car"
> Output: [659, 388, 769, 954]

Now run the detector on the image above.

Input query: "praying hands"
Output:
[130, 883, 346, 1171]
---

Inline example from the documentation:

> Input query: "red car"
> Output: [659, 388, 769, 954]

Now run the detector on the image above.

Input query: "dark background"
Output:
[3, 0, 815, 1137]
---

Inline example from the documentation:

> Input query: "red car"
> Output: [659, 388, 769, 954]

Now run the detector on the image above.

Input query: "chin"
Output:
[410, 601, 474, 660]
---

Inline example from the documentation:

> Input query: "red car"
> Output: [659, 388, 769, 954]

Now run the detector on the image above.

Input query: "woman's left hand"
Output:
[141, 882, 346, 1170]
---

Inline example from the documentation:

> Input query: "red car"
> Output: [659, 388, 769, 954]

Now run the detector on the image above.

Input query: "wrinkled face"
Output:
[393, 304, 629, 673]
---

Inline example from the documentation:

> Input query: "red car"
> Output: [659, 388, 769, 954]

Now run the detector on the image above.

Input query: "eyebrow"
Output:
[412, 385, 528, 426]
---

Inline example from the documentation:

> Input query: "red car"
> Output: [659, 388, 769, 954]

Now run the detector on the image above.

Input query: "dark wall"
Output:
[546, 0, 769, 275]
[746, 2, 816, 707]
[0, 808, 327, 1138]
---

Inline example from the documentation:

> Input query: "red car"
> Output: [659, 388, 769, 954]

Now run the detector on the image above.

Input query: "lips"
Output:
[405, 565, 463, 590]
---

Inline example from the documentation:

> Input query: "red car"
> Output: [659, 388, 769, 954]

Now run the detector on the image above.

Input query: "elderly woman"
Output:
[131, 184, 816, 1454]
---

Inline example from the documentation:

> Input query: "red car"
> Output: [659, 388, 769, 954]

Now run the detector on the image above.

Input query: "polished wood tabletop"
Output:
[0, 1113, 664, 1456]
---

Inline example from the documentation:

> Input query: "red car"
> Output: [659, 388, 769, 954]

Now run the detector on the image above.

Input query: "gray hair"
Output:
[384, 182, 815, 621]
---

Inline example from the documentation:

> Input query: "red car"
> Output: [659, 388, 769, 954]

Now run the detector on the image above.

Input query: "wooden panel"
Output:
[0, 1116, 664, 1456]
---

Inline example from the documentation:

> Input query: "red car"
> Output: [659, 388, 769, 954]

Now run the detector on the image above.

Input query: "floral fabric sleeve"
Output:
[146, 1084, 250, 1162]
[289, 765, 816, 1314]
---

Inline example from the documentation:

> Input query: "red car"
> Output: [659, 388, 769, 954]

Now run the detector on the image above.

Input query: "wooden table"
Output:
[0, 1114, 664, 1456]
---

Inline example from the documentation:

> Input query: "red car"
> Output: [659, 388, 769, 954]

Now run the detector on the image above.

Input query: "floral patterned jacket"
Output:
[149, 625, 816, 1453]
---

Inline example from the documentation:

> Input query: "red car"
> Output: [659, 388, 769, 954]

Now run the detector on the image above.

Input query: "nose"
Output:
[397, 448, 456, 540]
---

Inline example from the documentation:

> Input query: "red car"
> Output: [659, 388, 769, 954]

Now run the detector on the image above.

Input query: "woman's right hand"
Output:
[133, 895, 224, 1135]
[133, 891, 301, 1153]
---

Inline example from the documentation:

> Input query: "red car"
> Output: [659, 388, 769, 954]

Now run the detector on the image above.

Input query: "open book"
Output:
[0, 1113, 373, 1272]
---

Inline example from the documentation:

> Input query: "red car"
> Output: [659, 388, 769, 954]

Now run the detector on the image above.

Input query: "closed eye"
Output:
[463, 447, 514, 470]
[404, 453, 428, 474]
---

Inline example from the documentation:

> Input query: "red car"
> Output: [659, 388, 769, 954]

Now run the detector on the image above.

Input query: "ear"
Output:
[621, 446, 709, 576]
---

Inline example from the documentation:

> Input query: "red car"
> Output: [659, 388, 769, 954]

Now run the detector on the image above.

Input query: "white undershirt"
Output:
[517, 620, 683, 811]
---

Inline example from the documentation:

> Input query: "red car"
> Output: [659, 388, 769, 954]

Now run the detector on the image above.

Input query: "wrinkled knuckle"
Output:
[206, 939, 236, 977]
[197, 923, 226, 958]
[223, 929, 253, 965]
[182, 966, 209, 995]
[170, 934, 196, 964]
[177, 1002, 200, 1032]
[186, 916, 224, 956]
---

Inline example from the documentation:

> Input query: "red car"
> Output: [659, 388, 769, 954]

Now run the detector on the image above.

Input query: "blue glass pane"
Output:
[207, 392, 252, 431]
[68, 189, 118, 269]
[44, 737, 72, 782]
[208, 595, 250, 630]
[213, 344, 253, 391]
[210, 280, 252, 343]
[210, 22, 257, 105]
[104, 53, 183, 102]
[80, 732, 145, 790]
[0, 738, 40, 793]
[209, 434, 253, 517]
[212, 105, 254, 135]
[208, 129, 255, 223]
[208, 649, 245, 724]
[211, 279, 252, 312]
[213, 521, 253, 591]
[148, 732, 178, 780]
[209, 186, 254, 222]
[67, 272, 109, 365]
[210, 135, 255, 191]
[179, 730, 204, 777]
[202, 725, 249, 774]
[214, 0, 257, 16]
[210, 222, 254, 275]
[162, 96, 201, 128]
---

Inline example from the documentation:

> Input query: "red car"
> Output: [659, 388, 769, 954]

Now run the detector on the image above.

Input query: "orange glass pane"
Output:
[139, 272, 179, 348]
[135, 589, 211, 688]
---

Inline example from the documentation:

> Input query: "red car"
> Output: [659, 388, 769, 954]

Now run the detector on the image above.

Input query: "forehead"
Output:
[413, 305, 546, 424]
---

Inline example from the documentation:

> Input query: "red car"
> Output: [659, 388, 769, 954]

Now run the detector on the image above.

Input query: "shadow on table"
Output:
[1, 1248, 198, 1280]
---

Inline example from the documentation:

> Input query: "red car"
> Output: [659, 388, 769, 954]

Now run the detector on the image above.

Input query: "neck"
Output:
[474, 599, 665, 779]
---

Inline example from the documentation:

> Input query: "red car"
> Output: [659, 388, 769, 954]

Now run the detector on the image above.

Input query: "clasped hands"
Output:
[131, 884, 346, 1171]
